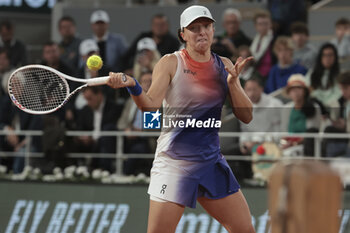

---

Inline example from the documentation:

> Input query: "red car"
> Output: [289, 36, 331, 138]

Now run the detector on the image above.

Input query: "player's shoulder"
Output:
[157, 53, 178, 67]
[154, 53, 178, 78]
[161, 53, 178, 61]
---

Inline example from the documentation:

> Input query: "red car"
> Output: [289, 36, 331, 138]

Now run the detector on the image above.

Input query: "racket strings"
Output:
[9, 68, 68, 112]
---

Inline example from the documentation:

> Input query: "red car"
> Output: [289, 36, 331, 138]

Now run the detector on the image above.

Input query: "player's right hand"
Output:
[108, 72, 136, 89]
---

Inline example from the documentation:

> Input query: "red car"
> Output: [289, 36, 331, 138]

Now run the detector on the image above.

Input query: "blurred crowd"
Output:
[0, 2, 350, 180]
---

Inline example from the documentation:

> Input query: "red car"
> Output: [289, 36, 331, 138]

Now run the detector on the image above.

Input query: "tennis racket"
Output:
[8, 64, 126, 115]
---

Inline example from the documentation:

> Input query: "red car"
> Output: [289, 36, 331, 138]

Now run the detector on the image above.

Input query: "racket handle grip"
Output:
[87, 76, 109, 86]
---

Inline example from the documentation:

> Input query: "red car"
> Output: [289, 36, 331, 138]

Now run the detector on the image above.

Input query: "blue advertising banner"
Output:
[0, 181, 349, 233]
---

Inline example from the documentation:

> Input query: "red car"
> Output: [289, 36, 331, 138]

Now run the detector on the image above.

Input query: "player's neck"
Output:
[185, 47, 211, 62]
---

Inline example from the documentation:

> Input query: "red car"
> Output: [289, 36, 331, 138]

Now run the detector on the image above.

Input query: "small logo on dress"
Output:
[183, 69, 196, 76]
[160, 184, 167, 194]
[143, 110, 161, 129]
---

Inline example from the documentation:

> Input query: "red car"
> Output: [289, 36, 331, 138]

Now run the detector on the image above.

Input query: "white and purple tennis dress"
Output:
[148, 49, 240, 208]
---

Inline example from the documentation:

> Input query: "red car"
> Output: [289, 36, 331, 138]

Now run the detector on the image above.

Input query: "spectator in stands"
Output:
[0, 98, 42, 173]
[325, 71, 350, 157]
[41, 41, 75, 130]
[58, 16, 81, 74]
[280, 74, 321, 151]
[122, 14, 179, 71]
[290, 22, 317, 70]
[75, 86, 123, 172]
[149, 14, 179, 55]
[213, 8, 251, 58]
[250, 10, 276, 80]
[265, 36, 307, 94]
[42, 41, 75, 99]
[41, 42, 76, 169]
[240, 77, 283, 154]
[0, 20, 27, 67]
[133, 38, 161, 81]
[330, 17, 350, 59]
[234, 76, 282, 179]
[42, 41, 74, 76]
[0, 48, 14, 97]
[90, 10, 128, 72]
[305, 43, 341, 108]
[118, 71, 154, 175]
[221, 8, 252, 48]
[323, 71, 350, 157]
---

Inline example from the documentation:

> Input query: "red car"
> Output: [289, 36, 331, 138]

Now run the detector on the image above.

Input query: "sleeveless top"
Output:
[155, 49, 229, 161]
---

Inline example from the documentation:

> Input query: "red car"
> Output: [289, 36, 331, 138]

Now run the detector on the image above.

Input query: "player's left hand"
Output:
[225, 56, 254, 83]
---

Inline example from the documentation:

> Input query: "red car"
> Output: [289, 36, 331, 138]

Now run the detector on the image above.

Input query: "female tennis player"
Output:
[108, 5, 255, 233]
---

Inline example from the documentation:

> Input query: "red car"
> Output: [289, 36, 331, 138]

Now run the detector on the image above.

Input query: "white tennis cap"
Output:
[180, 5, 215, 28]
[79, 39, 99, 56]
[90, 10, 110, 23]
[137, 37, 157, 51]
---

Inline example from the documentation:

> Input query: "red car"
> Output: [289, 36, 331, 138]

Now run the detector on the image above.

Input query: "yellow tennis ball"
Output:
[87, 55, 103, 71]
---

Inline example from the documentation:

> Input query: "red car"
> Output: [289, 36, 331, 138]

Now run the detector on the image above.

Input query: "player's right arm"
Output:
[107, 54, 177, 110]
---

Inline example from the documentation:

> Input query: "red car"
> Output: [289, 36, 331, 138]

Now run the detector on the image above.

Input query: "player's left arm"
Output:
[221, 56, 253, 124]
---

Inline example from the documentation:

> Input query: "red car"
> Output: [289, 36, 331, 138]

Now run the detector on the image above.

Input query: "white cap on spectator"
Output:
[79, 39, 99, 56]
[180, 5, 215, 29]
[90, 10, 110, 23]
[137, 38, 157, 51]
